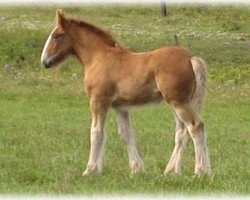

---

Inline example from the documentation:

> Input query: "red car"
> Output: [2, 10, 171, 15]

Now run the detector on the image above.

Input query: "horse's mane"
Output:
[68, 17, 125, 50]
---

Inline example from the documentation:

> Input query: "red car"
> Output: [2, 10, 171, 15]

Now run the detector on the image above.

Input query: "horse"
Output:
[41, 10, 212, 176]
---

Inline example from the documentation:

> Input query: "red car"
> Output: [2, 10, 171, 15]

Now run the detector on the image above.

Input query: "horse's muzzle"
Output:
[42, 59, 53, 69]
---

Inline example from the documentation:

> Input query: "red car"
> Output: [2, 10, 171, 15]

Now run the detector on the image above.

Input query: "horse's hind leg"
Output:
[164, 112, 189, 175]
[115, 109, 143, 174]
[172, 103, 211, 175]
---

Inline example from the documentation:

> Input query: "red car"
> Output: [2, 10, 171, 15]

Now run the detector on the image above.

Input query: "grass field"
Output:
[0, 4, 249, 195]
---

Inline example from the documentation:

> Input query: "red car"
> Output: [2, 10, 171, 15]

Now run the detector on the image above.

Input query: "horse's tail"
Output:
[190, 56, 208, 112]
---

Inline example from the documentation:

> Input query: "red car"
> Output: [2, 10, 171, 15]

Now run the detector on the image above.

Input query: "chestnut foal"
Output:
[41, 10, 211, 176]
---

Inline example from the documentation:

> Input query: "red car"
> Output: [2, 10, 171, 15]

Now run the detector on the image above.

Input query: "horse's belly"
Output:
[112, 84, 163, 107]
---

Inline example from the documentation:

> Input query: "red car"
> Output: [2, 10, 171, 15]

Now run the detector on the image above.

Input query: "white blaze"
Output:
[41, 27, 57, 64]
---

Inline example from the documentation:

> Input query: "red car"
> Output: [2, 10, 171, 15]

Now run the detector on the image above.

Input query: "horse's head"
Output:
[41, 10, 73, 68]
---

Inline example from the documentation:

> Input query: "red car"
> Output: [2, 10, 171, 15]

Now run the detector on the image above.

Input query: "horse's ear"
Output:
[56, 9, 68, 29]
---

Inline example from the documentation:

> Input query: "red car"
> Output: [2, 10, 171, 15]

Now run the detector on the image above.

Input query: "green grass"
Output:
[0, 4, 249, 195]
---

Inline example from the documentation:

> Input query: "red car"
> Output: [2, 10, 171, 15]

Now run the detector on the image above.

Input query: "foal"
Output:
[41, 10, 212, 176]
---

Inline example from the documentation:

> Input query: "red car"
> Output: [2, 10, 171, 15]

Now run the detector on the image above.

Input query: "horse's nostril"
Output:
[43, 60, 52, 68]
[44, 62, 50, 68]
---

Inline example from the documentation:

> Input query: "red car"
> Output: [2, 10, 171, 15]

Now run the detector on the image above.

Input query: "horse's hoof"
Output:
[130, 161, 143, 175]
[82, 169, 91, 176]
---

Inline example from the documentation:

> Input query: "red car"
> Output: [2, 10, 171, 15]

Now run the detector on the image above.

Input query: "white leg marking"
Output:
[83, 101, 107, 176]
[188, 126, 211, 176]
[116, 109, 143, 174]
[83, 120, 106, 176]
[165, 113, 189, 175]
[172, 105, 212, 176]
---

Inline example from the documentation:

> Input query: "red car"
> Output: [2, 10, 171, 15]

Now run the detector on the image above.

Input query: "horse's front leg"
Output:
[82, 98, 109, 176]
[115, 109, 143, 174]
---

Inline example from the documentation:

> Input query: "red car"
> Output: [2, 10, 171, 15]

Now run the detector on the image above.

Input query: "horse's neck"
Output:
[72, 30, 109, 67]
